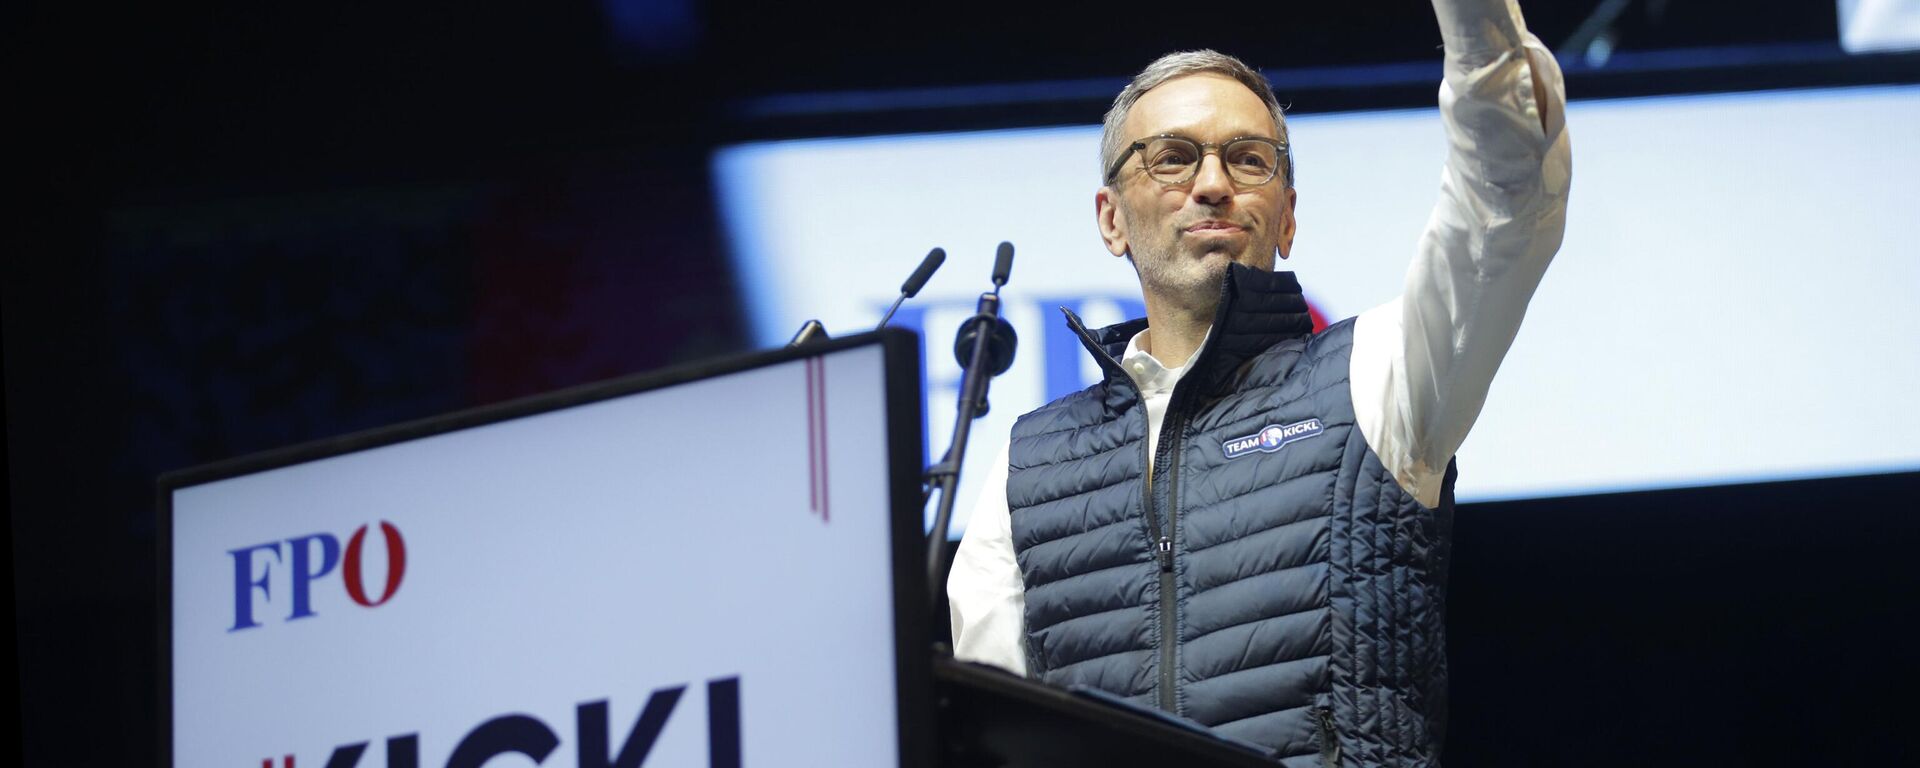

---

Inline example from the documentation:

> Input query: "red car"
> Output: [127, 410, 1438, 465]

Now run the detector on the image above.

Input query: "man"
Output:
[946, 1, 1570, 765]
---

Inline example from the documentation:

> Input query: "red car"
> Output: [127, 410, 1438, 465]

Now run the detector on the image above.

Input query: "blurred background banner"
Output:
[11, 0, 1920, 765]
[717, 85, 1920, 531]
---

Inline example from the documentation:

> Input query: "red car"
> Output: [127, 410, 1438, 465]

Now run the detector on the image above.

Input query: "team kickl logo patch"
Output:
[1222, 419, 1325, 459]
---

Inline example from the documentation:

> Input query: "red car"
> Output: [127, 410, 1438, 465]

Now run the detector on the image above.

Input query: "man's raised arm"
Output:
[1351, 0, 1573, 507]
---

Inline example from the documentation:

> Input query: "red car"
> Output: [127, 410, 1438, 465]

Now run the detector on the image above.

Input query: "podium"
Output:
[160, 330, 1276, 767]
[934, 657, 1283, 767]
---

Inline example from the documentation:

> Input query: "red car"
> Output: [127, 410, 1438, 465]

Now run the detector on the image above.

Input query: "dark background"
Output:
[10, 0, 1919, 764]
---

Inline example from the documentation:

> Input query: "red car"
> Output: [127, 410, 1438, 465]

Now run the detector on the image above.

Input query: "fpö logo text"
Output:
[227, 521, 407, 631]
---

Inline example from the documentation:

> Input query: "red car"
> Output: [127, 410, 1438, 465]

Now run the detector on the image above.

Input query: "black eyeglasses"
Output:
[1104, 134, 1289, 187]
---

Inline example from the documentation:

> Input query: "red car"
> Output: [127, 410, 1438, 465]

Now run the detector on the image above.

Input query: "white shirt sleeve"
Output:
[946, 438, 1030, 675]
[1351, 0, 1573, 507]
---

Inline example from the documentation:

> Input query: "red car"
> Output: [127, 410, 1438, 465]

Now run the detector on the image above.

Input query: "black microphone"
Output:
[905, 247, 947, 297]
[792, 246, 944, 346]
[955, 241, 1017, 381]
[877, 247, 947, 331]
[925, 240, 1019, 612]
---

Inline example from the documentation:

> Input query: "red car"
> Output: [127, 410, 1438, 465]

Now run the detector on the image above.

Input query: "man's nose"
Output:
[1190, 154, 1234, 205]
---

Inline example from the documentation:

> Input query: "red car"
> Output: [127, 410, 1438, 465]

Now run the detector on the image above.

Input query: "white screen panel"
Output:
[171, 345, 902, 767]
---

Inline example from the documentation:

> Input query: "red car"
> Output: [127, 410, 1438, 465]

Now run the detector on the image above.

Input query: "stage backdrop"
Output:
[715, 83, 1920, 533]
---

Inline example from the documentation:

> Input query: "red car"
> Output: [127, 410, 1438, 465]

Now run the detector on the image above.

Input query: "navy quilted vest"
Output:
[1007, 264, 1456, 767]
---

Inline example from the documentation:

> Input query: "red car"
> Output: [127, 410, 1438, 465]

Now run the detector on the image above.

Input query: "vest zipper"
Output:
[1314, 706, 1341, 766]
[1150, 408, 1188, 715]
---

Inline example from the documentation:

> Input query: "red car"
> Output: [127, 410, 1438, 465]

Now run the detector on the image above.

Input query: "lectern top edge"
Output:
[156, 328, 919, 493]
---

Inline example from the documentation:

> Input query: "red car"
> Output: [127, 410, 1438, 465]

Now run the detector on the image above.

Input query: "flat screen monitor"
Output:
[161, 332, 930, 768]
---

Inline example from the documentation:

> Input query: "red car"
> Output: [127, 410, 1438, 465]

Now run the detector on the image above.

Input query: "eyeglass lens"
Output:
[1142, 137, 1281, 185]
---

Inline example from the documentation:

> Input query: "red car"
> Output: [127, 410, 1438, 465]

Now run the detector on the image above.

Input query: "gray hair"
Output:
[1100, 50, 1293, 187]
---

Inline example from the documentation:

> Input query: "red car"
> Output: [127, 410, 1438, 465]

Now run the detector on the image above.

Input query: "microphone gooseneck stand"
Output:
[787, 247, 947, 347]
[924, 242, 1017, 613]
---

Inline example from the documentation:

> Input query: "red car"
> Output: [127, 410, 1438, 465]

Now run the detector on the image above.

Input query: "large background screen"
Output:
[716, 84, 1920, 532]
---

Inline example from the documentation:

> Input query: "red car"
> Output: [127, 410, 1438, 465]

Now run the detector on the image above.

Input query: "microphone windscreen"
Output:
[902, 247, 945, 297]
[954, 316, 1019, 376]
[992, 242, 1015, 286]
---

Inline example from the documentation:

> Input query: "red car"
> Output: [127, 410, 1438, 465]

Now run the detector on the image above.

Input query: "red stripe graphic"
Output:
[806, 358, 819, 516]
[805, 358, 830, 523]
[816, 359, 829, 523]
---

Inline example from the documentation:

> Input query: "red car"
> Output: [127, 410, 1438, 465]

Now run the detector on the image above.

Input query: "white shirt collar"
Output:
[1120, 326, 1212, 395]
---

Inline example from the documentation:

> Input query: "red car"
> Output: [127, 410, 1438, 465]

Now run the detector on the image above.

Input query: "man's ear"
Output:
[1096, 187, 1130, 258]
[1277, 186, 1298, 259]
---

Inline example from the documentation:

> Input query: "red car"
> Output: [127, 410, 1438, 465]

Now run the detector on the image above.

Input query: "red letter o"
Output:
[343, 521, 407, 607]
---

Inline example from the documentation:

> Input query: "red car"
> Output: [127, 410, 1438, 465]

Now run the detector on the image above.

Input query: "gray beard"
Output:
[1127, 248, 1229, 317]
